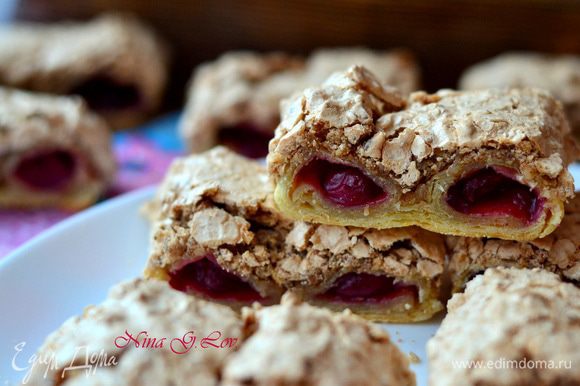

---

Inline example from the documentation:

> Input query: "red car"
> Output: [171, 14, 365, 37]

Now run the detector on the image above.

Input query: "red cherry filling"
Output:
[12, 149, 77, 191]
[217, 123, 274, 159]
[295, 159, 388, 207]
[445, 166, 542, 223]
[168, 256, 264, 302]
[317, 273, 419, 304]
[69, 75, 141, 111]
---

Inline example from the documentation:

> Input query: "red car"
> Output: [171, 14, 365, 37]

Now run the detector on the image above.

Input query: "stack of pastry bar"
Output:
[144, 145, 446, 322]
[145, 64, 579, 325]
[268, 65, 580, 288]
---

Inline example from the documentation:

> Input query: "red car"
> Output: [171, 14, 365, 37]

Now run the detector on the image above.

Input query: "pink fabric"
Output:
[0, 135, 180, 258]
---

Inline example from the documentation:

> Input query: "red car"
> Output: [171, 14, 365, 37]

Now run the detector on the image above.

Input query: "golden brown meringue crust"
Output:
[25, 279, 243, 386]
[268, 65, 578, 240]
[0, 87, 115, 210]
[222, 294, 416, 386]
[448, 195, 580, 292]
[427, 267, 580, 386]
[0, 14, 168, 129]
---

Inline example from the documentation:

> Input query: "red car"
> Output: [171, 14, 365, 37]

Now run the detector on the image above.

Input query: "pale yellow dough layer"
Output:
[274, 171, 565, 241]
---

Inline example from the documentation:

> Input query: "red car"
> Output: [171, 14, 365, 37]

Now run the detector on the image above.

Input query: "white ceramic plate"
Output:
[2, 163, 580, 386]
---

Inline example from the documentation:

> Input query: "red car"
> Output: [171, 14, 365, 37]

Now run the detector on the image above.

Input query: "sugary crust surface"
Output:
[460, 52, 580, 135]
[428, 267, 580, 386]
[448, 195, 580, 290]
[0, 14, 168, 128]
[277, 223, 445, 288]
[222, 294, 416, 386]
[180, 48, 420, 153]
[0, 87, 115, 208]
[26, 279, 243, 386]
[268, 66, 578, 239]
[146, 146, 278, 223]
[144, 147, 289, 297]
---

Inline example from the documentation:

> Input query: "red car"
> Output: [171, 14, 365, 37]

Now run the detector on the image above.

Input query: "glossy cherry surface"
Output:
[295, 159, 388, 207]
[13, 149, 77, 191]
[318, 273, 418, 304]
[169, 256, 263, 302]
[446, 166, 541, 223]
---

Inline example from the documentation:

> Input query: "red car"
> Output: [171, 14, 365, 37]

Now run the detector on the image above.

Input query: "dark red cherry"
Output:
[295, 159, 388, 207]
[13, 149, 77, 191]
[69, 75, 141, 111]
[217, 123, 274, 159]
[168, 256, 264, 302]
[446, 166, 542, 223]
[319, 273, 419, 304]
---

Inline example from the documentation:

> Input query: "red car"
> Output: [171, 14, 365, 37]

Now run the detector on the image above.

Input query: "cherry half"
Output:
[445, 166, 542, 224]
[317, 273, 419, 304]
[168, 255, 264, 303]
[12, 149, 77, 191]
[295, 159, 388, 207]
[217, 123, 274, 159]
[69, 75, 141, 111]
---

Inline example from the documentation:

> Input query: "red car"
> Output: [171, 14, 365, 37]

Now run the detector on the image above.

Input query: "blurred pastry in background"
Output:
[25, 278, 244, 385]
[460, 52, 580, 137]
[0, 88, 115, 210]
[27, 279, 415, 385]
[180, 48, 420, 158]
[180, 51, 305, 158]
[305, 47, 419, 96]
[0, 13, 168, 129]
[222, 294, 416, 386]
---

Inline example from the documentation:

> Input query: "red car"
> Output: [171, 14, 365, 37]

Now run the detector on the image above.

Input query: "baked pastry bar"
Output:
[222, 294, 416, 386]
[144, 147, 289, 307]
[427, 267, 580, 386]
[460, 52, 580, 137]
[276, 224, 445, 322]
[448, 195, 580, 292]
[0, 88, 115, 210]
[179, 51, 305, 158]
[24, 279, 243, 385]
[0, 14, 168, 129]
[268, 65, 578, 241]
[179, 48, 420, 158]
